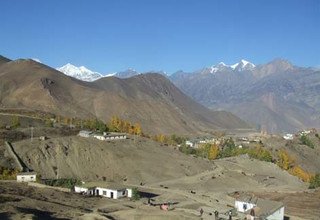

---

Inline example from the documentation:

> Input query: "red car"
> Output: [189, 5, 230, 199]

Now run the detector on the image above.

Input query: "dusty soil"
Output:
[6, 135, 214, 183]
[254, 190, 320, 220]
[0, 135, 318, 219]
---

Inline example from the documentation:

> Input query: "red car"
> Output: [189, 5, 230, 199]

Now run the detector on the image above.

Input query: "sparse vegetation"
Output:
[153, 134, 186, 146]
[43, 178, 81, 189]
[300, 134, 314, 149]
[0, 166, 19, 180]
[131, 187, 140, 201]
[11, 116, 20, 128]
[309, 174, 320, 189]
[178, 145, 197, 155]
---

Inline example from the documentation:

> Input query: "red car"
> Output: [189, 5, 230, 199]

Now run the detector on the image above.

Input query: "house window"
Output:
[103, 191, 107, 195]
[31, 176, 34, 179]
[243, 204, 247, 211]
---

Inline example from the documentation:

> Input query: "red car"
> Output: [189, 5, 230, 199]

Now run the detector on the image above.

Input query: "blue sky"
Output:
[1, 0, 319, 74]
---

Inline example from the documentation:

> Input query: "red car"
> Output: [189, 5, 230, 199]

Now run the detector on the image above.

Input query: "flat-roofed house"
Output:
[74, 182, 132, 199]
[78, 130, 93, 138]
[16, 172, 37, 182]
[235, 195, 284, 220]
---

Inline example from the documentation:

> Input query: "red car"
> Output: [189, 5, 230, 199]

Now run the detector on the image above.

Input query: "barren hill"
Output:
[10, 135, 214, 183]
[0, 55, 11, 66]
[0, 56, 250, 134]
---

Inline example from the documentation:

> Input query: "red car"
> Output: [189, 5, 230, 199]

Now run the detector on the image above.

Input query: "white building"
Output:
[104, 133, 127, 140]
[74, 182, 132, 199]
[78, 130, 93, 138]
[185, 140, 194, 148]
[93, 133, 127, 141]
[283, 133, 293, 140]
[16, 172, 37, 182]
[235, 195, 284, 220]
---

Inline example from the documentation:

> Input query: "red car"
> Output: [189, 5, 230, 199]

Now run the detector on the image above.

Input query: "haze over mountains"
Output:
[56, 58, 320, 133]
[0, 55, 249, 134]
[170, 59, 320, 133]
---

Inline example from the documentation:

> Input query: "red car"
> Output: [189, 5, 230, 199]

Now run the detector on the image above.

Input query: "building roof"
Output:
[236, 194, 259, 204]
[17, 172, 37, 176]
[79, 130, 93, 134]
[236, 195, 284, 218]
[76, 182, 129, 190]
[255, 198, 284, 218]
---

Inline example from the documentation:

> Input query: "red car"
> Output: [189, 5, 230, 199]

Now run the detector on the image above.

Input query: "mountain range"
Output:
[170, 59, 320, 133]
[56, 64, 168, 81]
[0, 55, 249, 134]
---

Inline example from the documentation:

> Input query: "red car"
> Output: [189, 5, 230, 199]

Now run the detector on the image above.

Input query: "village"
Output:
[6, 129, 292, 220]
[0, 112, 318, 219]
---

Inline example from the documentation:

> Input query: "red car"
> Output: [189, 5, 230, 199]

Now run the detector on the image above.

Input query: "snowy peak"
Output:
[57, 63, 103, 82]
[210, 62, 229, 73]
[207, 59, 255, 73]
[231, 59, 255, 71]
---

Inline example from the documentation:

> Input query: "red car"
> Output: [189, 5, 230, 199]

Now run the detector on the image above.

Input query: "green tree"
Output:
[11, 116, 20, 128]
[45, 119, 54, 127]
[131, 187, 140, 201]
[309, 174, 320, 189]
[300, 135, 314, 149]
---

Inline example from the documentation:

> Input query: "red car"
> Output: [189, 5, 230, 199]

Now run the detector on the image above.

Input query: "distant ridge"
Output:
[0, 57, 250, 134]
[0, 55, 11, 66]
[170, 59, 320, 133]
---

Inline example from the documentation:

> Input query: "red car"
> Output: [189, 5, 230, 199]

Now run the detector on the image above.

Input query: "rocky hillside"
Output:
[0, 56, 250, 135]
[10, 136, 214, 183]
[170, 59, 320, 133]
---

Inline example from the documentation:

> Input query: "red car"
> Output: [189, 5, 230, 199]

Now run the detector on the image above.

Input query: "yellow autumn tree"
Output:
[277, 149, 295, 170]
[208, 144, 219, 160]
[289, 165, 313, 182]
[134, 123, 142, 135]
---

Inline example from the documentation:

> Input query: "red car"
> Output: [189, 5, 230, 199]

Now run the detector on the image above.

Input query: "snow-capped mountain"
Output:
[231, 59, 256, 71]
[57, 63, 103, 82]
[205, 59, 256, 73]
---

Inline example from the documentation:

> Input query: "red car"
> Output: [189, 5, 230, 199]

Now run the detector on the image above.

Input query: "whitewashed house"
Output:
[185, 140, 194, 148]
[283, 133, 294, 140]
[16, 172, 37, 182]
[74, 182, 132, 199]
[104, 133, 127, 140]
[93, 134, 106, 140]
[93, 133, 127, 141]
[235, 195, 284, 220]
[78, 130, 93, 138]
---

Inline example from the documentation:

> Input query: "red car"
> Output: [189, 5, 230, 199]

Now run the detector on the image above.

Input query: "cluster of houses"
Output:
[78, 130, 127, 141]
[283, 128, 316, 140]
[185, 137, 222, 148]
[15, 172, 132, 200]
[15, 172, 285, 218]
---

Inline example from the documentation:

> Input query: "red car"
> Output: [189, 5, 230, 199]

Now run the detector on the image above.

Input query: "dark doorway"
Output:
[110, 192, 114, 199]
